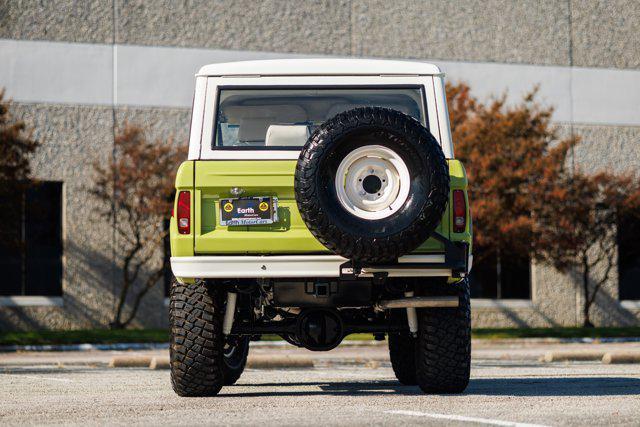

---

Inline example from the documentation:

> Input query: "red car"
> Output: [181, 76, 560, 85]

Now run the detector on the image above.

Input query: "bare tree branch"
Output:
[92, 122, 186, 329]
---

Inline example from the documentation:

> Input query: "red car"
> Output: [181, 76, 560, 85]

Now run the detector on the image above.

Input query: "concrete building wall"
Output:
[0, 0, 638, 330]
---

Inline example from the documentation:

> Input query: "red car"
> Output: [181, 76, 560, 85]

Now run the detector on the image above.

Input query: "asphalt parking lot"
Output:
[2, 343, 640, 426]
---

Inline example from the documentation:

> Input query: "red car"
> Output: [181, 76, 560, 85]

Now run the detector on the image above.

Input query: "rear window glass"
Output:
[214, 87, 425, 149]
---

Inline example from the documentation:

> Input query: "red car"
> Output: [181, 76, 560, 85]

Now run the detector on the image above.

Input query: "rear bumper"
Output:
[171, 252, 471, 279]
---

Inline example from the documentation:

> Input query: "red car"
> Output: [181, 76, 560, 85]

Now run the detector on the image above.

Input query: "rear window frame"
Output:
[211, 85, 430, 151]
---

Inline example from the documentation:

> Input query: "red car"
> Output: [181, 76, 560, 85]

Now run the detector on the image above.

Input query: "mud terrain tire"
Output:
[415, 278, 471, 393]
[295, 107, 449, 263]
[388, 331, 418, 385]
[170, 279, 225, 397]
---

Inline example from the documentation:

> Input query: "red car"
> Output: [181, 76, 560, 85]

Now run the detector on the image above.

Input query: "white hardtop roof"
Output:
[197, 58, 442, 77]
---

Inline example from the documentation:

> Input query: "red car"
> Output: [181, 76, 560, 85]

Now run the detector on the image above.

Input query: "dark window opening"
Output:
[618, 213, 640, 300]
[470, 250, 531, 299]
[0, 182, 63, 296]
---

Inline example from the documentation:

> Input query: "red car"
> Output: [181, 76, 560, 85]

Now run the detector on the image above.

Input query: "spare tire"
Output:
[295, 107, 449, 263]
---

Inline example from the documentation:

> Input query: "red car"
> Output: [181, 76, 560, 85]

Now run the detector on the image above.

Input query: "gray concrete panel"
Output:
[571, 0, 640, 69]
[0, 0, 113, 44]
[351, 0, 571, 66]
[114, 0, 352, 55]
[569, 124, 640, 174]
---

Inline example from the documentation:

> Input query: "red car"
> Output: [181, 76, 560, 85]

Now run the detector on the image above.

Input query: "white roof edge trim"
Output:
[197, 58, 442, 77]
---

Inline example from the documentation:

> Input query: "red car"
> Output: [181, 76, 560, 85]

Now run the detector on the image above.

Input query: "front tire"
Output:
[169, 279, 225, 397]
[415, 278, 471, 394]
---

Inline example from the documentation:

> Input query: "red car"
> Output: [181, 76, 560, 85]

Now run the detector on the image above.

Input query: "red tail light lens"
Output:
[177, 191, 191, 234]
[452, 190, 466, 233]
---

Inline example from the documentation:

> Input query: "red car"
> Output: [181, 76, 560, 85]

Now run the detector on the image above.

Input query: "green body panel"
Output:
[170, 159, 471, 257]
[194, 160, 326, 254]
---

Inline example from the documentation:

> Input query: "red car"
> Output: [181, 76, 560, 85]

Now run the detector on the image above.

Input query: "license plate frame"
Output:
[219, 197, 278, 226]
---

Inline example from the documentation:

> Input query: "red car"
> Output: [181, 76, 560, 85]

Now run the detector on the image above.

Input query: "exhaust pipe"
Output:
[379, 295, 458, 336]
[377, 296, 459, 310]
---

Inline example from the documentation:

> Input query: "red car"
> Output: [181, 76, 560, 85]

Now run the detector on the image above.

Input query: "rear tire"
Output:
[388, 331, 417, 385]
[170, 279, 225, 397]
[223, 336, 249, 385]
[415, 278, 471, 394]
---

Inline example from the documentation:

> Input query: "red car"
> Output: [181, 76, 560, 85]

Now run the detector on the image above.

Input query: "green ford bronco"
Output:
[169, 59, 472, 396]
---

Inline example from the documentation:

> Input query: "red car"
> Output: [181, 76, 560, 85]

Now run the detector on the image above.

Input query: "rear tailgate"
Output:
[194, 160, 447, 254]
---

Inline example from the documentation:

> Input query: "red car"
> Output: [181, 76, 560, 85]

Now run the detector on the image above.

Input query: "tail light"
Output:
[177, 191, 191, 234]
[452, 190, 466, 233]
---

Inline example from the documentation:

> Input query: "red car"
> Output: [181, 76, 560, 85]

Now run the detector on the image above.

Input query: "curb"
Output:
[541, 350, 606, 362]
[602, 352, 640, 364]
[106, 355, 315, 369]
[149, 356, 170, 369]
[108, 356, 153, 368]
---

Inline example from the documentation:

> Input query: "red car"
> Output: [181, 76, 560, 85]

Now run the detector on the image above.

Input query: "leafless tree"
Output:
[92, 123, 186, 329]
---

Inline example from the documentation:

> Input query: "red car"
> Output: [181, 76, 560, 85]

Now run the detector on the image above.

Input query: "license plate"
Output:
[220, 197, 278, 226]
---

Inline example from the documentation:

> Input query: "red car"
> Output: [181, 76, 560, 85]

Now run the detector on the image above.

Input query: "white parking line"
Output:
[385, 410, 549, 427]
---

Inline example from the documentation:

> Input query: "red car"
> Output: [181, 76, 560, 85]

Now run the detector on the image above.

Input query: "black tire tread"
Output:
[415, 278, 471, 394]
[170, 279, 225, 397]
[388, 332, 417, 385]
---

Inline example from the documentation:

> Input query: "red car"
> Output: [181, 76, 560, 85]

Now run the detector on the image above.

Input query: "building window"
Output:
[0, 182, 63, 296]
[618, 213, 640, 300]
[470, 250, 531, 299]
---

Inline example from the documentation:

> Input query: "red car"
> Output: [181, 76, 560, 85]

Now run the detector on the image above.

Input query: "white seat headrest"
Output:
[265, 125, 309, 147]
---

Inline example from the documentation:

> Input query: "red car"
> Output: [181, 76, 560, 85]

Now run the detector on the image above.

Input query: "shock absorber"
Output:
[404, 291, 418, 336]
[222, 292, 237, 335]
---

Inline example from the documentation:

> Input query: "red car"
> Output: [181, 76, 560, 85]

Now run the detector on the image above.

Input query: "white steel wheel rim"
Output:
[334, 145, 410, 220]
